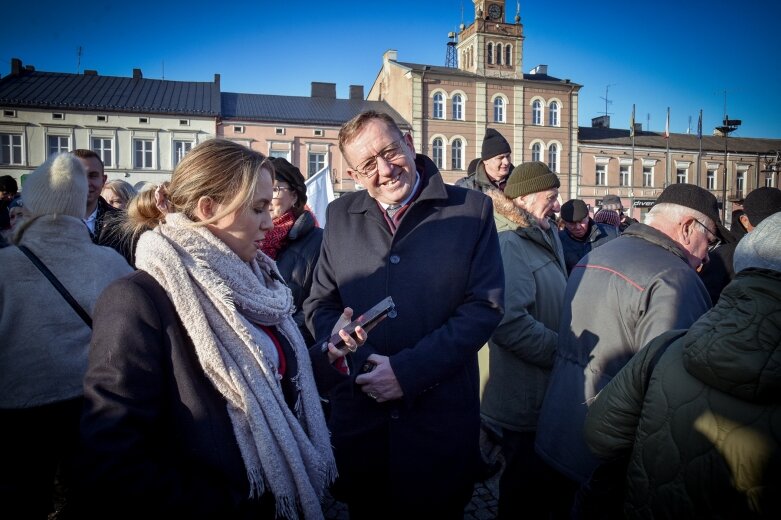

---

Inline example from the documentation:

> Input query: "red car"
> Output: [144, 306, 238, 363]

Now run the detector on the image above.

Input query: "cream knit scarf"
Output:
[135, 212, 335, 520]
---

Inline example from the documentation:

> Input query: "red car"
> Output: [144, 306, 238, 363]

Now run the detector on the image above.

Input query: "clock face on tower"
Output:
[488, 3, 502, 20]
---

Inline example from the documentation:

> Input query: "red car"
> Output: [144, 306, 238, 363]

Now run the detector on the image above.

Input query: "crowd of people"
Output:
[0, 110, 779, 519]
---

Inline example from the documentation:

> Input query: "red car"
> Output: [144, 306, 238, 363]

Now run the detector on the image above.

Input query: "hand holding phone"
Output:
[321, 296, 395, 352]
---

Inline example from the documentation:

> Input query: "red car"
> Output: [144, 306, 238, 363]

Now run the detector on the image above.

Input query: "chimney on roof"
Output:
[633, 123, 642, 134]
[311, 82, 336, 99]
[592, 115, 611, 129]
[133, 68, 143, 79]
[213, 73, 220, 88]
[11, 58, 23, 76]
[84, 69, 98, 76]
[530, 64, 548, 75]
[349, 85, 364, 100]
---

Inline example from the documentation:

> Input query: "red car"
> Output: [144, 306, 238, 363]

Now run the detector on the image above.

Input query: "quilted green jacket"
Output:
[584, 268, 781, 518]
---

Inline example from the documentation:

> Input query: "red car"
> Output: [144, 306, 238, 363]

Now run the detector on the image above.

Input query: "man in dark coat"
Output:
[601, 194, 638, 232]
[304, 111, 504, 519]
[558, 198, 618, 274]
[456, 128, 513, 193]
[72, 149, 132, 265]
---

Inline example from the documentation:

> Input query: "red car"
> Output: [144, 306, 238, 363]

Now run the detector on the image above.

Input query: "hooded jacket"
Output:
[585, 268, 781, 518]
[481, 189, 567, 432]
[536, 222, 712, 483]
[455, 161, 513, 194]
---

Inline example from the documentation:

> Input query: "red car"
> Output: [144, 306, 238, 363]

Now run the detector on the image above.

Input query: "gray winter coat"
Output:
[536, 222, 712, 483]
[481, 190, 567, 432]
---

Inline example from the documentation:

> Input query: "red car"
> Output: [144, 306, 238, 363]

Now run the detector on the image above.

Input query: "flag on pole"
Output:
[305, 165, 335, 228]
[697, 109, 702, 140]
[630, 104, 636, 138]
[664, 107, 670, 139]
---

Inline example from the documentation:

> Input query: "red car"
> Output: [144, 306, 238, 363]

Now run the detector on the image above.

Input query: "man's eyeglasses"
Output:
[350, 137, 407, 179]
[272, 185, 292, 198]
[693, 218, 721, 251]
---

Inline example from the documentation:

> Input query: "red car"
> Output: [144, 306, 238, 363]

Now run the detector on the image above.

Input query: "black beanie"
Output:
[481, 129, 511, 160]
[744, 187, 781, 227]
[504, 161, 560, 199]
[269, 157, 307, 207]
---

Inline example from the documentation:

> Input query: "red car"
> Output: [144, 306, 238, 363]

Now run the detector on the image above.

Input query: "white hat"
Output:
[23, 153, 87, 218]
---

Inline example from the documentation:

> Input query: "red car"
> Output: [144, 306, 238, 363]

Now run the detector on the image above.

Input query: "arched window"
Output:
[487, 43, 493, 65]
[532, 100, 543, 125]
[496, 44, 503, 65]
[452, 94, 464, 120]
[531, 142, 541, 162]
[432, 138, 444, 168]
[493, 97, 505, 123]
[549, 101, 559, 126]
[451, 139, 463, 170]
[548, 144, 558, 172]
[433, 92, 444, 119]
[505, 45, 511, 66]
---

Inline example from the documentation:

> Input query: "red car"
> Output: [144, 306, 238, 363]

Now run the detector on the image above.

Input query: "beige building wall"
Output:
[0, 107, 215, 187]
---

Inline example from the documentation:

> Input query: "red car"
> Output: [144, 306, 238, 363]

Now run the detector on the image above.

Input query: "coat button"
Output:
[388, 309, 398, 319]
[389, 254, 400, 264]
[390, 410, 400, 419]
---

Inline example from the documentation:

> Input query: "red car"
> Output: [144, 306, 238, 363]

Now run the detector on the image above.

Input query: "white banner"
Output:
[305, 165, 335, 228]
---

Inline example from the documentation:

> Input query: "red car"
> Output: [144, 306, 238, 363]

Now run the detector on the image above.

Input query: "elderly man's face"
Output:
[679, 216, 717, 269]
[483, 153, 511, 182]
[516, 188, 560, 230]
[564, 216, 590, 239]
[345, 119, 417, 206]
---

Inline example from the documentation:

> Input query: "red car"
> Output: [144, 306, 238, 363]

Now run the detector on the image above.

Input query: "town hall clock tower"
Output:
[457, 0, 524, 78]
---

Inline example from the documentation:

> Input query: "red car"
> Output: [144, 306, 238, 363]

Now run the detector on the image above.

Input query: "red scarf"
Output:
[261, 211, 295, 259]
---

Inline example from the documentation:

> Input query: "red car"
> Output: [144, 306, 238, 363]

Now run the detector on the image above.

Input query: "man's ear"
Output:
[403, 132, 416, 156]
[195, 196, 216, 220]
[680, 217, 695, 244]
[345, 169, 363, 188]
[739, 213, 754, 232]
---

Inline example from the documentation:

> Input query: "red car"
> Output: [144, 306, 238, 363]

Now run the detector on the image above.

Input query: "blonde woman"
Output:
[73, 139, 364, 519]
[100, 179, 137, 210]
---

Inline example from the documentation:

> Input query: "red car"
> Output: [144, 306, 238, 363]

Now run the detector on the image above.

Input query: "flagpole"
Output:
[630, 104, 636, 218]
[696, 109, 703, 187]
[665, 107, 670, 187]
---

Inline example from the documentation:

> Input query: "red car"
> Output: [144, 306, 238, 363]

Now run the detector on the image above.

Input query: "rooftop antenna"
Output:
[687, 115, 692, 134]
[600, 84, 616, 117]
[446, 31, 458, 68]
[77, 46, 82, 74]
[647, 113, 651, 131]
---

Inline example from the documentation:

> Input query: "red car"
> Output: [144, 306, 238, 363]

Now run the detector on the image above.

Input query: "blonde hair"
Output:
[102, 179, 137, 207]
[125, 139, 273, 239]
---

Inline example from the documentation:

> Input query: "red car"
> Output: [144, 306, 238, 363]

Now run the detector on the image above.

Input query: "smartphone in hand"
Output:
[323, 296, 395, 351]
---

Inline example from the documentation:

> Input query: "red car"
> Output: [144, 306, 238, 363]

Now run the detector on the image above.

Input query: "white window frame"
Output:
[736, 169, 747, 197]
[707, 169, 717, 190]
[432, 136, 444, 169]
[133, 138, 155, 169]
[532, 98, 543, 125]
[620, 162, 631, 187]
[676, 168, 688, 184]
[452, 93, 464, 121]
[91, 137, 114, 168]
[451, 138, 464, 170]
[595, 158, 609, 186]
[173, 140, 194, 168]
[642, 161, 654, 187]
[548, 143, 559, 173]
[432, 91, 445, 120]
[548, 100, 559, 127]
[308, 151, 327, 176]
[47, 135, 70, 157]
[0, 133, 23, 165]
[493, 95, 506, 123]
[530, 141, 542, 162]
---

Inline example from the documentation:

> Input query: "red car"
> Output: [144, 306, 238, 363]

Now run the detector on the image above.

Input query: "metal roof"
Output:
[0, 70, 220, 116]
[395, 60, 581, 86]
[221, 92, 409, 128]
[578, 126, 781, 155]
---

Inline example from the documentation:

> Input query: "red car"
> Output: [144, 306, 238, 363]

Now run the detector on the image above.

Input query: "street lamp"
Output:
[715, 115, 741, 222]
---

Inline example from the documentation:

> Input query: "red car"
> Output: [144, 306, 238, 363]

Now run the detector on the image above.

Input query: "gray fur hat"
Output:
[733, 212, 781, 273]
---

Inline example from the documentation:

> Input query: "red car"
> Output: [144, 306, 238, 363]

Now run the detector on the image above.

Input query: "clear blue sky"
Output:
[3, 0, 779, 138]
